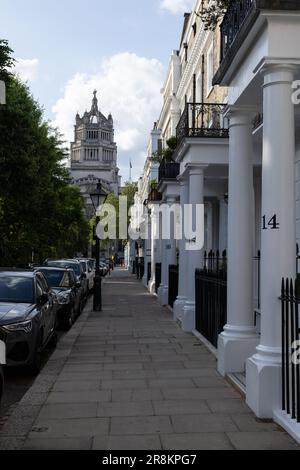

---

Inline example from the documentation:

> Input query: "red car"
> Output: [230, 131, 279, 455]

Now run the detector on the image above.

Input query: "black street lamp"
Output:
[90, 183, 108, 312]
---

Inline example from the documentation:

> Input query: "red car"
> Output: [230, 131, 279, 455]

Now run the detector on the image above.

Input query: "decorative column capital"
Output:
[183, 163, 208, 178]
[177, 173, 188, 185]
[260, 63, 297, 89]
[225, 105, 258, 128]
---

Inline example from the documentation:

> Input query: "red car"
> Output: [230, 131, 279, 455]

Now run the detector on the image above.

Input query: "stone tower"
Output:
[70, 91, 120, 218]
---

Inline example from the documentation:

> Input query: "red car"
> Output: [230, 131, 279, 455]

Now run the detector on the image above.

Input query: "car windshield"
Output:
[0, 276, 34, 304]
[79, 262, 87, 273]
[47, 261, 80, 276]
[38, 270, 71, 288]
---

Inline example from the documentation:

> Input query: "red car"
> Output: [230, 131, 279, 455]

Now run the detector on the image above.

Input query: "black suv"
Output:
[44, 260, 86, 310]
[35, 267, 82, 330]
[0, 270, 58, 374]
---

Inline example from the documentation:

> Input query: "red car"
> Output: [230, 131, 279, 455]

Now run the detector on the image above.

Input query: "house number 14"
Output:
[262, 214, 280, 230]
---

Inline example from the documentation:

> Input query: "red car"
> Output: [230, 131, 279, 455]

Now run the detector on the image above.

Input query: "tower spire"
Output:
[91, 89, 99, 115]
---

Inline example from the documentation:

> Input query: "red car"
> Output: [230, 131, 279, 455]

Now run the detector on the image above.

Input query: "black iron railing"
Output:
[220, 0, 256, 62]
[215, 1, 300, 85]
[176, 103, 229, 144]
[155, 263, 162, 294]
[195, 251, 227, 348]
[280, 279, 300, 423]
[254, 250, 261, 310]
[159, 160, 180, 182]
[168, 265, 179, 308]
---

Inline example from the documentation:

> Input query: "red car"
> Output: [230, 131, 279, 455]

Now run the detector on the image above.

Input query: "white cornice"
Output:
[177, 26, 210, 100]
[157, 96, 172, 129]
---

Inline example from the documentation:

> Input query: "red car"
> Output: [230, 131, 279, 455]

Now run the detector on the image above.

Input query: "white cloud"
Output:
[14, 58, 39, 82]
[52, 52, 165, 180]
[160, 0, 195, 14]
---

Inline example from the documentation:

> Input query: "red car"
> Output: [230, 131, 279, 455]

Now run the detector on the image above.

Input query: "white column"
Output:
[247, 65, 296, 418]
[174, 178, 189, 321]
[149, 205, 159, 294]
[218, 107, 259, 376]
[182, 165, 205, 332]
[158, 197, 177, 306]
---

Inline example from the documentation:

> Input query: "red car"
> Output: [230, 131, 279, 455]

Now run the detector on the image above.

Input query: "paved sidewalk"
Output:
[1, 269, 299, 450]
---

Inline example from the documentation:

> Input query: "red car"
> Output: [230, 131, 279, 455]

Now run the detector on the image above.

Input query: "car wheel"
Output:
[28, 331, 43, 376]
[0, 365, 4, 406]
[64, 306, 76, 331]
[79, 297, 85, 315]
[48, 331, 58, 350]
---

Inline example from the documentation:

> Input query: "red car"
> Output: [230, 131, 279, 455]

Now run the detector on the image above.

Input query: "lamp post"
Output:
[90, 183, 108, 312]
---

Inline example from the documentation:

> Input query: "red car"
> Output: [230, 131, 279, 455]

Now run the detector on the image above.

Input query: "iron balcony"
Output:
[176, 102, 229, 145]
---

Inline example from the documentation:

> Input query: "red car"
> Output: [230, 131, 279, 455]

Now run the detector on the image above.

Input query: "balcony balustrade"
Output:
[158, 160, 180, 183]
[214, 0, 300, 85]
[176, 102, 229, 145]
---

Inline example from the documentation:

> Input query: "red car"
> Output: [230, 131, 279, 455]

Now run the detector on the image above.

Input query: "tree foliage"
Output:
[90, 182, 138, 247]
[0, 39, 14, 81]
[198, 0, 230, 31]
[0, 40, 89, 266]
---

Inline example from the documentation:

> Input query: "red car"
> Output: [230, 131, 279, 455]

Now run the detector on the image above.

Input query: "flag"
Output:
[130, 160, 133, 169]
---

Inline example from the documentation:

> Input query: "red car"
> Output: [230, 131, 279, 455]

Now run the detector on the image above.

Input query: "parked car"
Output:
[44, 260, 86, 308]
[0, 340, 5, 405]
[0, 270, 58, 374]
[35, 267, 81, 330]
[76, 259, 95, 292]
[100, 262, 109, 277]
[90, 259, 109, 277]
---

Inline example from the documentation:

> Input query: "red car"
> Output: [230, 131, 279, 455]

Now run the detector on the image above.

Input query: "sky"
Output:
[0, 0, 195, 182]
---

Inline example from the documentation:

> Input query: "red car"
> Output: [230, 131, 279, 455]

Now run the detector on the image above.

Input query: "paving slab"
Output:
[29, 417, 109, 439]
[111, 389, 164, 402]
[23, 437, 93, 450]
[110, 416, 173, 435]
[46, 390, 111, 405]
[52, 380, 100, 392]
[37, 403, 98, 420]
[93, 435, 162, 450]
[162, 387, 239, 401]
[97, 402, 154, 417]
[206, 399, 252, 414]
[227, 431, 300, 450]
[161, 433, 234, 450]
[171, 414, 238, 433]
[153, 400, 211, 416]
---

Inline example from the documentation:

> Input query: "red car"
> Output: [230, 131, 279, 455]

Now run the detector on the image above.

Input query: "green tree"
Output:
[90, 183, 138, 247]
[0, 40, 89, 266]
[0, 39, 14, 81]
